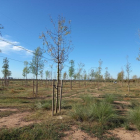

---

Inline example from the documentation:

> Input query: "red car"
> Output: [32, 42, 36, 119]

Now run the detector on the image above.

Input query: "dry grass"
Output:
[0, 80, 140, 139]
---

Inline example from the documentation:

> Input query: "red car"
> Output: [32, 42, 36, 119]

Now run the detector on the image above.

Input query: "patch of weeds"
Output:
[80, 94, 99, 105]
[128, 106, 140, 130]
[80, 124, 120, 140]
[0, 123, 64, 140]
[34, 100, 52, 110]
[15, 87, 25, 90]
[129, 100, 140, 109]
[0, 111, 17, 118]
[10, 89, 20, 94]
[61, 100, 72, 109]
[103, 94, 115, 104]
[71, 99, 117, 126]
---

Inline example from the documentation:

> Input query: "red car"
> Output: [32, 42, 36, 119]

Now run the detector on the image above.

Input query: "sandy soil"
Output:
[62, 126, 97, 140]
[0, 108, 39, 128]
[109, 128, 140, 140]
[0, 108, 18, 112]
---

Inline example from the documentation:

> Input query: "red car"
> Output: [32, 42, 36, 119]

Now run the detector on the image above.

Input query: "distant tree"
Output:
[125, 56, 132, 92]
[104, 67, 110, 83]
[90, 68, 95, 80]
[49, 65, 53, 80]
[83, 69, 87, 80]
[45, 70, 50, 79]
[77, 62, 85, 80]
[132, 75, 138, 86]
[40, 15, 73, 113]
[96, 59, 103, 90]
[63, 72, 67, 80]
[117, 69, 124, 87]
[30, 47, 44, 97]
[22, 61, 30, 86]
[73, 73, 77, 80]
[69, 60, 75, 80]
[1, 57, 11, 86]
[59, 63, 64, 79]
[40, 70, 43, 80]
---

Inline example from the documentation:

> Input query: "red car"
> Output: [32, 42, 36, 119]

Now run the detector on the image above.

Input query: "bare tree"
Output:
[40, 15, 73, 113]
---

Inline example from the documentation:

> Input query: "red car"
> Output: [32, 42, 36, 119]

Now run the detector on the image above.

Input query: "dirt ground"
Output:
[0, 108, 39, 128]
[62, 126, 97, 140]
[109, 128, 140, 140]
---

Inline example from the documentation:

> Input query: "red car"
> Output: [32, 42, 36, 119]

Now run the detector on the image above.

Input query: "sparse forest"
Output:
[1, 12, 140, 140]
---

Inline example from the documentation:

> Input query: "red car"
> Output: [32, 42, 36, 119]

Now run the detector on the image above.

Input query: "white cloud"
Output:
[0, 37, 33, 56]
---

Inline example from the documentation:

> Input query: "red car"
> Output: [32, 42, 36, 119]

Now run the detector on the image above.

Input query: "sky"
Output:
[0, 0, 140, 79]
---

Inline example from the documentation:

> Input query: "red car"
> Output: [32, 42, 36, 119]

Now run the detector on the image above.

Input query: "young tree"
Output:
[83, 70, 87, 80]
[63, 72, 67, 80]
[132, 75, 138, 86]
[69, 60, 75, 80]
[30, 47, 44, 97]
[69, 60, 75, 89]
[77, 62, 85, 80]
[126, 56, 132, 92]
[22, 61, 30, 86]
[40, 15, 73, 113]
[104, 67, 110, 84]
[40, 70, 43, 79]
[49, 65, 53, 81]
[96, 59, 103, 89]
[45, 70, 50, 79]
[1, 57, 11, 86]
[117, 69, 124, 87]
[90, 68, 95, 80]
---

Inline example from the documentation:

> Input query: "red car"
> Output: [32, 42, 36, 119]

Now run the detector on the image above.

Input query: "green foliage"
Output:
[35, 100, 52, 110]
[128, 106, 140, 130]
[71, 96, 117, 126]
[29, 47, 44, 79]
[1, 57, 11, 78]
[117, 70, 124, 82]
[45, 70, 50, 79]
[0, 123, 64, 140]
[69, 60, 75, 79]
[103, 94, 115, 104]
[22, 61, 30, 79]
[104, 67, 110, 81]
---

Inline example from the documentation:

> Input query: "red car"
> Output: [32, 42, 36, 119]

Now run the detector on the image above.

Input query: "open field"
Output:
[0, 80, 140, 139]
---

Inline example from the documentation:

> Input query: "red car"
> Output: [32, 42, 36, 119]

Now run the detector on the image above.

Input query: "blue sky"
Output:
[0, 0, 140, 79]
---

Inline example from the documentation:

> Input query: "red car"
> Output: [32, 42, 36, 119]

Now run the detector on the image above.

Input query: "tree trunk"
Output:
[52, 80, 54, 116]
[36, 76, 38, 98]
[59, 80, 63, 113]
[55, 62, 59, 114]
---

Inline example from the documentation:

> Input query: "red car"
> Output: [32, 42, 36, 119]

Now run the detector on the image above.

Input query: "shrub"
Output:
[35, 100, 52, 110]
[129, 106, 140, 130]
[103, 94, 115, 104]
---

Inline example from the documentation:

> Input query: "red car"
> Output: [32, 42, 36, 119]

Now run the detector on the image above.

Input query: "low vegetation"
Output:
[0, 80, 140, 139]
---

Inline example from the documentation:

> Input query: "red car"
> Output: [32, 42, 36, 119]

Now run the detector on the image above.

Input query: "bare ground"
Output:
[62, 126, 97, 140]
[0, 108, 39, 128]
[108, 128, 140, 140]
